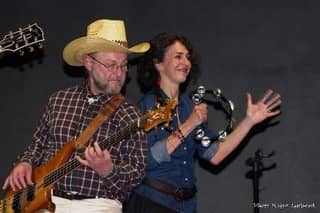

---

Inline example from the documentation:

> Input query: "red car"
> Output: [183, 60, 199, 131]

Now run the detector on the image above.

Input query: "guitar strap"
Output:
[74, 93, 125, 149]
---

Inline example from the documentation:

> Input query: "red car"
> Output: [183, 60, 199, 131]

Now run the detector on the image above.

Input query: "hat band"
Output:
[113, 40, 128, 48]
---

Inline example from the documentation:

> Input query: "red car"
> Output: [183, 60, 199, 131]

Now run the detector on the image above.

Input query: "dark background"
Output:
[1, 0, 319, 212]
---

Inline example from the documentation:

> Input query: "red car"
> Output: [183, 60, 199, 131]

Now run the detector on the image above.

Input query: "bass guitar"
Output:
[0, 99, 176, 213]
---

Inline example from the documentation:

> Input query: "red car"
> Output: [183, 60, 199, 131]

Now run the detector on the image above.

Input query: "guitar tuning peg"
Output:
[19, 50, 25, 56]
[29, 46, 34, 52]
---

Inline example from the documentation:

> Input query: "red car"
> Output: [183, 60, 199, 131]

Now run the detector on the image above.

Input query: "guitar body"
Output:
[1, 139, 76, 213]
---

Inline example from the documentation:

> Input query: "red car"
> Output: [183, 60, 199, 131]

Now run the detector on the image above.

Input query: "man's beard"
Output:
[92, 72, 124, 95]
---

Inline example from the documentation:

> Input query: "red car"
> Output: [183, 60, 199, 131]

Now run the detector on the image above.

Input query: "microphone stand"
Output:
[245, 149, 276, 213]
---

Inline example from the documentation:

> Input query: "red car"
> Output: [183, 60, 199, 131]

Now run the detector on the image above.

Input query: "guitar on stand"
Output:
[0, 23, 45, 56]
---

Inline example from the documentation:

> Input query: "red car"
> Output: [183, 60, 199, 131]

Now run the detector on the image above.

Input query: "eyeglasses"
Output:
[89, 55, 129, 73]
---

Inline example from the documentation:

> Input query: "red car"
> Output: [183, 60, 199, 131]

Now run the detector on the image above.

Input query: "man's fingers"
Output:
[75, 155, 89, 166]
[9, 177, 17, 191]
[93, 142, 103, 156]
[26, 172, 33, 185]
[86, 147, 96, 161]
[13, 175, 25, 190]
[2, 178, 9, 190]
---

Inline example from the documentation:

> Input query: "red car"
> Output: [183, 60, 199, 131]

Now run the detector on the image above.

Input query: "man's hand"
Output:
[2, 162, 33, 191]
[76, 142, 114, 177]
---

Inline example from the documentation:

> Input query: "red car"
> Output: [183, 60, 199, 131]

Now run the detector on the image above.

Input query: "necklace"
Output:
[176, 101, 181, 126]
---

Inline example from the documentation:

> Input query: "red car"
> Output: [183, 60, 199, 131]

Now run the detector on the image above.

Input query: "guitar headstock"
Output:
[0, 23, 45, 55]
[142, 99, 177, 132]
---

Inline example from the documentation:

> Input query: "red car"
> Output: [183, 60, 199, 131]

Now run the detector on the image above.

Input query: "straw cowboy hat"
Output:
[63, 19, 150, 66]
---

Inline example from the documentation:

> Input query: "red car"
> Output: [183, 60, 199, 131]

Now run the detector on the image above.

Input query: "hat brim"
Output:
[63, 37, 150, 66]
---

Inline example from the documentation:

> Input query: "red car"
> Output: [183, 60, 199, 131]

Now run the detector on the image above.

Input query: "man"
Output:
[2, 19, 150, 213]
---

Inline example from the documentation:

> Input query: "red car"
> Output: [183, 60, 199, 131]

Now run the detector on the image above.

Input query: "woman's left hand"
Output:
[245, 89, 282, 125]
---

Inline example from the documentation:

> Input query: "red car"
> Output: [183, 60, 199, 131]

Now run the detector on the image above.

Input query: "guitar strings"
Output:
[44, 117, 141, 186]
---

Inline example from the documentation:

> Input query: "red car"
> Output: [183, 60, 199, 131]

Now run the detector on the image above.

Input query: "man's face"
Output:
[85, 51, 128, 95]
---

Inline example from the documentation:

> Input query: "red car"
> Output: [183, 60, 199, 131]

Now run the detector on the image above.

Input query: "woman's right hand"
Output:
[2, 162, 33, 191]
[187, 103, 208, 129]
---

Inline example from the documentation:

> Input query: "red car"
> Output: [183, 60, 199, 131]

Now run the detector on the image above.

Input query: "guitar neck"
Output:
[43, 117, 142, 186]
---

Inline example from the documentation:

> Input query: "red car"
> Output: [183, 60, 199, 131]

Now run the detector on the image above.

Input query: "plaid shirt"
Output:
[18, 84, 147, 202]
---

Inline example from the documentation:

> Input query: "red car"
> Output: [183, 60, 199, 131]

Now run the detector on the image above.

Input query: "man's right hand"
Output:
[2, 162, 33, 191]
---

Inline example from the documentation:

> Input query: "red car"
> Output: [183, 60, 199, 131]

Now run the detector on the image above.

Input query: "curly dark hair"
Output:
[137, 32, 200, 93]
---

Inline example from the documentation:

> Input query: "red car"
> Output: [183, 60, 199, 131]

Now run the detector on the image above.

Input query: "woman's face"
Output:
[156, 41, 191, 86]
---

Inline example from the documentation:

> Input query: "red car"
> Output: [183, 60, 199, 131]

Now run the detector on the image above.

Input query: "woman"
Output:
[126, 32, 281, 213]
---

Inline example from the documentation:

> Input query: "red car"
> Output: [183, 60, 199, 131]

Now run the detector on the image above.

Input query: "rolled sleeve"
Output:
[201, 142, 219, 161]
[150, 138, 171, 163]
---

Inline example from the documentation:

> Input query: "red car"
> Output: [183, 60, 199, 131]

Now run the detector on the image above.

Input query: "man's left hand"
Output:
[76, 142, 114, 177]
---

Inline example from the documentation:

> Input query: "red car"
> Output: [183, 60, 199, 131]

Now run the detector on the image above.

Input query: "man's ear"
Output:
[83, 55, 92, 71]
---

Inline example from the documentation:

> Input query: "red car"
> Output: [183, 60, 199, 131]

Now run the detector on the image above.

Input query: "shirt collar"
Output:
[156, 87, 183, 107]
[81, 83, 114, 105]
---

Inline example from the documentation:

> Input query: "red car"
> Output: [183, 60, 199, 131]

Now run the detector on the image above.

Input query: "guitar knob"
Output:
[29, 46, 34, 52]
[19, 50, 25, 56]
[38, 43, 43, 49]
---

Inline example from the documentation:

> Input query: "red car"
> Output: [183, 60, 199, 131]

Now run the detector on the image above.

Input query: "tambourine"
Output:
[191, 85, 235, 147]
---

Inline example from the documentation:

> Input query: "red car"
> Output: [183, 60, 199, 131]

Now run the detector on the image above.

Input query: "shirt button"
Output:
[184, 178, 189, 181]
[183, 161, 187, 165]
[183, 147, 187, 150]
[160, 126, 164, 130]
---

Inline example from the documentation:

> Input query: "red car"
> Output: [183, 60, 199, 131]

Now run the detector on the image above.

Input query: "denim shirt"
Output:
[134, 89, 218, 212]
